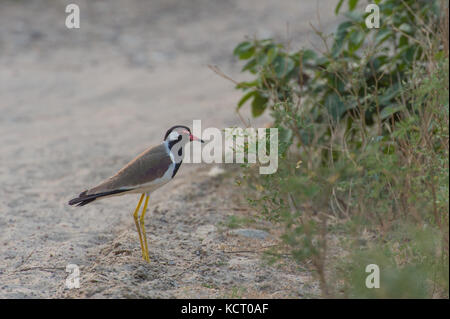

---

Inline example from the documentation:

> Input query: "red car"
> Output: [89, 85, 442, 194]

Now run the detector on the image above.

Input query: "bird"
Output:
[68, 125, 204, 262]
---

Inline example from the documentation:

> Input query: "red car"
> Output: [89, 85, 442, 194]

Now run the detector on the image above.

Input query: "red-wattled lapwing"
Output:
[68, 125, 204, 262]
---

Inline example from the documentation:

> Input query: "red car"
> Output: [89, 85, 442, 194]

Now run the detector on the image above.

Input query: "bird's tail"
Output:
[68, 189, 128, 207]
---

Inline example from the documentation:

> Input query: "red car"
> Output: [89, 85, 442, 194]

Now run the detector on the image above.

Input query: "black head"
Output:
[164, 125, 204, 167]
[164, 125, 204, 144]
[164, 125, 192, 141]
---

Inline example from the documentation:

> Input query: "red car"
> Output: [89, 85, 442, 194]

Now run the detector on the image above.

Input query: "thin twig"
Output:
[208, 64, 240, 85]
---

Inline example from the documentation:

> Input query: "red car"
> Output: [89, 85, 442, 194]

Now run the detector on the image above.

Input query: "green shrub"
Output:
[233, 0, 442, 155]
[232, 0, 449, 298]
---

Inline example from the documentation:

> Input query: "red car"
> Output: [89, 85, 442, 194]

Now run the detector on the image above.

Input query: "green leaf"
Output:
[399, 23, 412, 34]
[348, 0, 359, 11]
[278, 126, 293, 154]
[315, 56, 329, 66]
[233, 42, 255, 60]
[251, 93, 268, 117]
[299, 128, 313, 146]
[375, 29, 392, 46]
[235, 80, 259, 89]
[332, 21, 353, 57]
[344, 10, 363, 22]
[242, 58, 257, 73]
[370, 55, 388, 70]
[273, 55, 295, 79]
[402, 46, 417, 63]
[237, 91, 256, 110]
[325, 93, 347, 121]
[380, 104, 405, 119]
[301, 49, 318, 63]
[266, 46, 279, 64]
[336, 21, 354, 35]
[379, 83, 401, 105]
[399, 35, 409, 47]
[335, 0, 344, 14]
[348, 29, 365, 52]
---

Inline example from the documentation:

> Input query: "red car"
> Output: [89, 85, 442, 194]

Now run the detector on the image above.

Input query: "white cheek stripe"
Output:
[169, 131, 179, 141]
[166, 140, 175, 163]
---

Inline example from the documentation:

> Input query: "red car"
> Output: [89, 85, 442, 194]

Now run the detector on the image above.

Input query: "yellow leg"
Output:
[133, 194, 146, 260]
[140, 194, 150, 262]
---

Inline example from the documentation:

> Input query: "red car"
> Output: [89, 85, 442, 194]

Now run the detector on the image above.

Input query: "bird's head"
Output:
[164, 125, 204, 149]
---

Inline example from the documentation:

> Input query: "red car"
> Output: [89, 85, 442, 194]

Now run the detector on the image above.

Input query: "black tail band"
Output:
[68, 189, 129, 207]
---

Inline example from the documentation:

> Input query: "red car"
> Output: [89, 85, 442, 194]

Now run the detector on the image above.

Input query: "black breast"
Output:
[172, 161, 182, 178]
[168, 136, 183, 178]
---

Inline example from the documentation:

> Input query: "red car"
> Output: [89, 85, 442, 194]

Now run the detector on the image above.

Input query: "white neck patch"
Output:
[168, 131, 180, 141]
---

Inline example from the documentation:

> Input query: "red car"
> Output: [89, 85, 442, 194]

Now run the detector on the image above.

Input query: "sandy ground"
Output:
[0, 0, 340, 298]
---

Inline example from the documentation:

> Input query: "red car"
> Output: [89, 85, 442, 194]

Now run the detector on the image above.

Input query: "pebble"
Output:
[207, 166, 225, 177]
[230, 228, 269, 240]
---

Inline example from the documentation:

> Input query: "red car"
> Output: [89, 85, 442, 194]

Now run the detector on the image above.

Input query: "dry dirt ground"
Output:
[0, 0, 339, 298]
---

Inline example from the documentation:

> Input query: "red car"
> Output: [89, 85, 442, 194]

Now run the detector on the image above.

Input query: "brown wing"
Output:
[86, 143, 172, 195]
